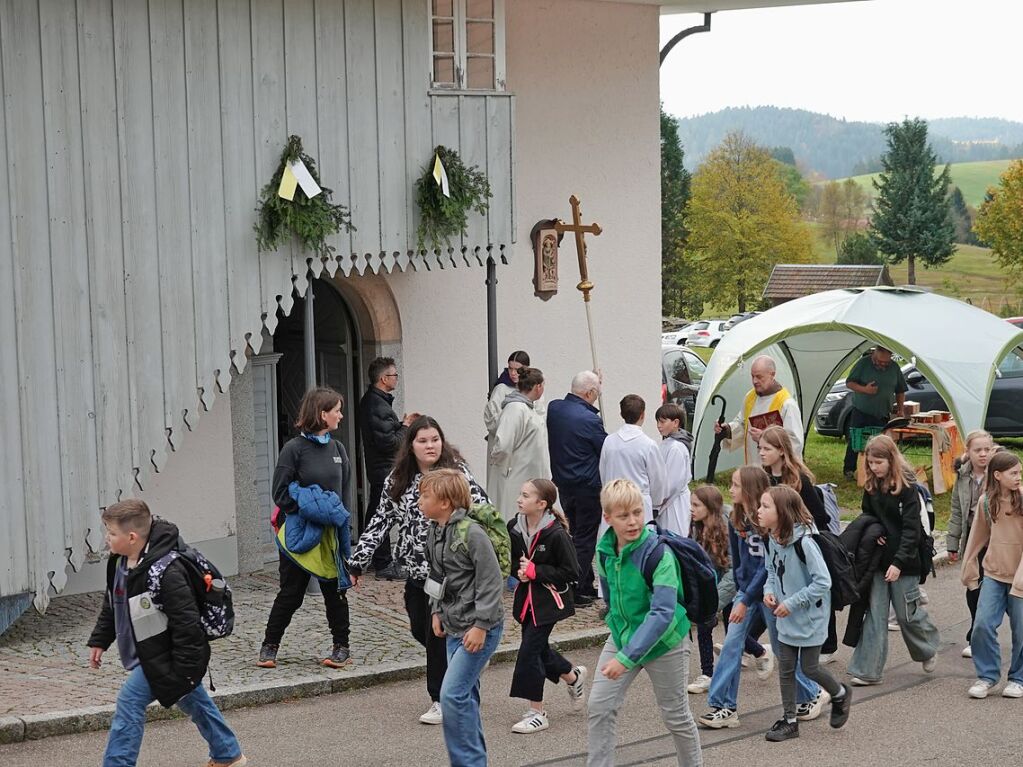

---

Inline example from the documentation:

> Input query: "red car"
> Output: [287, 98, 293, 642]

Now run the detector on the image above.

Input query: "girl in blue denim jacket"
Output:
[759, 485, 851, 742]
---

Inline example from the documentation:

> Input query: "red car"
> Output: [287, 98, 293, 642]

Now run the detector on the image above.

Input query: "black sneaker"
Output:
[374, 563, 403, 581]
[765, 719, 799, 742]
[256, 643, 279, 668]
[323, 644, 352, 668]
[830, 684, 852, 729]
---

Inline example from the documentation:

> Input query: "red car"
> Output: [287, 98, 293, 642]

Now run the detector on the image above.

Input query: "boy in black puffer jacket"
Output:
[87, 500, 245, 767]
[507, 479, 588, 734]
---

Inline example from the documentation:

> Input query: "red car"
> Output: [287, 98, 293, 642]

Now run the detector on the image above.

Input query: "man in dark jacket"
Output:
[88, 500, 245, 767]
[546, 370, 607, 605]
[359, 356, 418, 578]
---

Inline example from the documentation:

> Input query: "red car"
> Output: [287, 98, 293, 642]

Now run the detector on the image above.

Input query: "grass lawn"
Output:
[836, 158, 1019, 208]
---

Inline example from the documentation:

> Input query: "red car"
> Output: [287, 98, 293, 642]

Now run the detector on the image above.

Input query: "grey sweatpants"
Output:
[587, 638, 703, 767]
[776, 642, 843, 721]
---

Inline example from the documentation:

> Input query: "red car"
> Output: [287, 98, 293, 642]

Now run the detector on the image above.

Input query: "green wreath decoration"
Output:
[255, 135, 354, 259]
[415, 145, 493, 252]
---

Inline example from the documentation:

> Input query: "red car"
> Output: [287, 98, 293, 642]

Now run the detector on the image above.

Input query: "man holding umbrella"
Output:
[714, 355, 804, 465]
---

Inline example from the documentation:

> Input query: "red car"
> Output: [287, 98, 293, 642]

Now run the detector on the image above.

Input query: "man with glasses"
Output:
[359, 357, 418, 579]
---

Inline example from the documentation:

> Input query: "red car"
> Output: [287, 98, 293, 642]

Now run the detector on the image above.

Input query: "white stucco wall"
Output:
[389, 0, 663, 476]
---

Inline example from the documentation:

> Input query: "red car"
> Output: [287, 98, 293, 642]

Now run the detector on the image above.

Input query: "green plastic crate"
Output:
[849, 426, 884, 452]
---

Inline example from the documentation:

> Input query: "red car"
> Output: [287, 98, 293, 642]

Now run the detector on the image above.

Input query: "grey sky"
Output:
[659, 0, 1023, 123]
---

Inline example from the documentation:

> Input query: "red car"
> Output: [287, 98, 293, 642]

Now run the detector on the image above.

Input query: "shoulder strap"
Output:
[982, 494, 991, 524]
[794, 536, 807, 565]
[640, 539, 665, 591]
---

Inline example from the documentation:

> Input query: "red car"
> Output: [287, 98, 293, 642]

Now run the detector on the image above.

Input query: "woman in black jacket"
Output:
[507, 479, 587, 734]
[847, 435, 940, 687]
[758, 425, 838, 658]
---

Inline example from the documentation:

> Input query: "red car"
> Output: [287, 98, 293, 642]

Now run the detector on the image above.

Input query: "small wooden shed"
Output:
[763, 264, 893, 307]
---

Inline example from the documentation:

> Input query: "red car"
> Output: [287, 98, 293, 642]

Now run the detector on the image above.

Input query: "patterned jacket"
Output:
[350, 461, 488, 582]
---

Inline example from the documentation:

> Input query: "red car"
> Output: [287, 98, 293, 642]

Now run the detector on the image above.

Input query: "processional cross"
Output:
[555, 195, 606, 422]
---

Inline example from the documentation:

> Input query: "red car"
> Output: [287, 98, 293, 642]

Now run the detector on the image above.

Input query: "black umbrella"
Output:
[705, 394, 729, 483]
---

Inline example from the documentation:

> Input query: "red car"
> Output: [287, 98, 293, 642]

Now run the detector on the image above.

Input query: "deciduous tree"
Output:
[687, 132, 814, 312]
[974, 159, 1023, 284]
[868, 118, 955, 284]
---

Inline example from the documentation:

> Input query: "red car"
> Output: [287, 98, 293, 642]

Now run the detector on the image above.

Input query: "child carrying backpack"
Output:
[588, 479, 703, 767]
[759, 486, 851, 742]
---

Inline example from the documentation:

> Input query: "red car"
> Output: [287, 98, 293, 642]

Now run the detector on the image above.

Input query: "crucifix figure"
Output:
[555, 195, 606, 422]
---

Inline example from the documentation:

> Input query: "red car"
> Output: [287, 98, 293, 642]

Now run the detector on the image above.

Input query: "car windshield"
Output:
[998, 348, 1023, 377]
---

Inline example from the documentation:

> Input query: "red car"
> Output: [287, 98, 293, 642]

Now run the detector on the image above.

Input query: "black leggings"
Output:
[263, 553, 350, 646]
[510, 622, 573, 702]
[696, 602, 767, 677]
[404, 579, 449, 702]
[777, 642, 843, 721]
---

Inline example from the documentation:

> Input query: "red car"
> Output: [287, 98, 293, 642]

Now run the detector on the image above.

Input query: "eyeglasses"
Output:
[384, 373, 399, 379]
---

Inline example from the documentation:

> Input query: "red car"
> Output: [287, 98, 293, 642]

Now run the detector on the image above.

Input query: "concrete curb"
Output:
[0, 626, 611, 744]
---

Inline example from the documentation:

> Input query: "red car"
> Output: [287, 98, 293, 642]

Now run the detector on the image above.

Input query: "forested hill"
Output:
[673, 107, 1023, 178]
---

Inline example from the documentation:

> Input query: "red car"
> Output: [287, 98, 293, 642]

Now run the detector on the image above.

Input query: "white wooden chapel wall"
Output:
[0, 0, 512, 610]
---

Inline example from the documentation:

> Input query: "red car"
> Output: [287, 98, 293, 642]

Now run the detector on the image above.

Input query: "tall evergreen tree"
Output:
[868, 118, 955, 284]
[661, 108, 696, 317]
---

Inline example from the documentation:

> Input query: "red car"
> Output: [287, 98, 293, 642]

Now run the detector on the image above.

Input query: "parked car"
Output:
[723, 311, 761, 331]
[1008, 316, 1023, 329]
[661, 322, 693, 346]
[661, 345, 708, 427]
[815, 348, 1023, 438]
[684, 320, 729, 348]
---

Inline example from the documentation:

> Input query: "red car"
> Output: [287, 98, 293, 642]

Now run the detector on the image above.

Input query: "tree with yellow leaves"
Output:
[687, 132, 814, 312]
[974, 159, 1023, 286]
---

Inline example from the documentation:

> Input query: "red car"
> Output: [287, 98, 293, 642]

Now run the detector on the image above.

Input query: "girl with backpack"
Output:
[758, 425, 838, 662]
[688, 485, 758, 694]
[349, 416, 489, 726]
[698, 467, 808, 729]
[759, 485, 851, 741]
[960, 450, 1023, 699]
[847, 435, 940, 687]
[947, 429, 996, 657]
[507, 479, 588, 733]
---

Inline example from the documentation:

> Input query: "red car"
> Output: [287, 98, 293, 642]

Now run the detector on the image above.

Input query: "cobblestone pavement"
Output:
[0, 568, 607, 720]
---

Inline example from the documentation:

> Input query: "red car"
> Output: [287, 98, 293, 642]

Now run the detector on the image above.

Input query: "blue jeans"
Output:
[761, 603, 819, 705]
[104, 666, 241, 767]
[441, 625, 503, 767]
[971, 576, 1023, 685]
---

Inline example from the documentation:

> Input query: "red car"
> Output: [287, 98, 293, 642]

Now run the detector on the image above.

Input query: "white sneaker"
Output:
[1003, 681, 1023, 698]
[968, 679, 993, 699]
[922, 656, 937, 673]
[741, 652, 754, 669]
[819, 653, 836, 665]
[419, 702, 443, 725]
[795, 689, 830, 721]
[687, 674, 712, 694]
[566, 666, 588, 711]
[887, 621, 900, 632]
[850, 676, 882, 686]
[698, 707, 740, 729]
[512, 709, 549, 734]
[754, 648, 775, 680]
[713, 642, 723, 656]
[961, 645, 973, 658]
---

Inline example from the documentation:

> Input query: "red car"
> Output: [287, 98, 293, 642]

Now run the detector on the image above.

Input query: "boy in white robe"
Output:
[654, 403, 692, 537]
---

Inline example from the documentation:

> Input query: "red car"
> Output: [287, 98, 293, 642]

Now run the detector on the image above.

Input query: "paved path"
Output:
[3, 555, 1015, 766]
[0, 568, 605, 723]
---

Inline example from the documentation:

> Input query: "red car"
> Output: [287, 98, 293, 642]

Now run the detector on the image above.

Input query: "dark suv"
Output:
[815, 348, 1023, 438]
[661, 345, 708, 427]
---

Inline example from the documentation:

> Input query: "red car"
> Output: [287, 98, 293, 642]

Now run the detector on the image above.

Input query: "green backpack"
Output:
[452, 503, 512, 576]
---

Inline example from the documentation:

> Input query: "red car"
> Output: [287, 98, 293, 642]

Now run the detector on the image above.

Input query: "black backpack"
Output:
[793, 530, 859, 610]
[914, 483, 937, 585]
[640, 528, 720, 626]
[148, 545, 235, 640]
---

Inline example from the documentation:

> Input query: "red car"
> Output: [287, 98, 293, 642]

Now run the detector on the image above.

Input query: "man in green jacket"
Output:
[587, 479, 703, 767]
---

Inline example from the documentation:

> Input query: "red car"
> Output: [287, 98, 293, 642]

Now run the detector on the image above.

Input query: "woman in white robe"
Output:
[488, 368, 551, 521]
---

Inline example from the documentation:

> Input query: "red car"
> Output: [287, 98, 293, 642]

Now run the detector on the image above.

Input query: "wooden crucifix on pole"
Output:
[555, 195, 606, 423]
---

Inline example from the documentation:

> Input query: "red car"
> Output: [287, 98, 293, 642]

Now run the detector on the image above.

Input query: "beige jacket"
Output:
[961, 492, 1023, 598]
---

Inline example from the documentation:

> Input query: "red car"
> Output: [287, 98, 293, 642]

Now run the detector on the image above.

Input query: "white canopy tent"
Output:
[691, 287, 1023, 480]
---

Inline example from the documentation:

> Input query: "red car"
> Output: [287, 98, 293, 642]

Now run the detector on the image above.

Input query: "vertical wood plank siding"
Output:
[0, 0, 512, 607]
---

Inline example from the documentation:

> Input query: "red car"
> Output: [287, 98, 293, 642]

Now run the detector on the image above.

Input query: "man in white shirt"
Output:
[599, 395, 667, 531]
[715, 355, 803, 465]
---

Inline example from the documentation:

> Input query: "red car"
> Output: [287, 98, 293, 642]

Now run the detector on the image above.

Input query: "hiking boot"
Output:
[1002, 681, 1023, 698]
[830, 684, 852, 729]
[968, 679, 993, 699]
[698, 707, 739, 729]
[754, 648, 775, 680]
[256, 643, 278, 668]
[323, 644, 352, 668]
[419, 701, 443, 724]
[566, 666, 588, 711]
[208, 757, 247, 767]
[687, 674, 712, 694]
[765, 719, 799, 742]
[795, 689, 830, 721]
[373, 563, 403, 581]
[511, 709, 549, 734]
